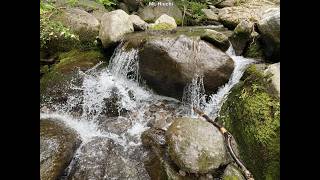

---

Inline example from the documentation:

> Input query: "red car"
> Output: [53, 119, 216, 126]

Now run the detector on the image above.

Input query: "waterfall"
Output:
[40, 41, 255, 179]
[181, 45, 255, 119]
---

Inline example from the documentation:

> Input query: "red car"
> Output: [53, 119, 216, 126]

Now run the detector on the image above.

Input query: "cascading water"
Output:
[40, 41, 255, 179]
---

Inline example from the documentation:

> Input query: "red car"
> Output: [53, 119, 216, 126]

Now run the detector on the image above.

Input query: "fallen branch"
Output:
[193, 107, 254, 180]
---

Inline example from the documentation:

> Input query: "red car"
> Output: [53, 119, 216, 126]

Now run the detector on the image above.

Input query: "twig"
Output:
[193, 107, 254, 180]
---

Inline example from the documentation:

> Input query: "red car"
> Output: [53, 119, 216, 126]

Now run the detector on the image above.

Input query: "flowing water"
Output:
[40, 42, 255, 179]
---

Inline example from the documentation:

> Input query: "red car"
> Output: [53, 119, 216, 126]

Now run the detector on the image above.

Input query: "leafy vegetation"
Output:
[174, 0, 207, 25]
[40, 2, 79, 49]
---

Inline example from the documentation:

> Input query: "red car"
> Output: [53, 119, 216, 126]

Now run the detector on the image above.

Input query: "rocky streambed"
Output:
[40, 0, 280, 179]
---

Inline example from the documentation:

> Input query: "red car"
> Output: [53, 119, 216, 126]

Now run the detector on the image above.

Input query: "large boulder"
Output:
[166, 118, 230, 173]
[40, 119, 81, 180]
[148, 14, 177, 30]
[218, 64, 280, 179]
[137, 0, 183, 25]
[257, 8, 280, 61]
[53, 8, 100, 43]
[99, 10, 134, 48]
[142, 128, 220, 179]
[67, 137, 149, 179]
[138, 35, 234, 99]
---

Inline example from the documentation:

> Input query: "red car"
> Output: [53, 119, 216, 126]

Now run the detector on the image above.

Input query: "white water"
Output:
[40, 42, 255, 178]
[181, 45, 255, 118]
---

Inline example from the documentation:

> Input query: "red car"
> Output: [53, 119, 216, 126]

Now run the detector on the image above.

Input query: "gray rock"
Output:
[166, 118, 230, 173]
[129, 14, 148, 31]
[54, 8, 100, 42]
[99, 10, 134, 48]
[258, 7, 280, 61]
[201, 9, 219, 21]
[139, 35, 234, 99]
[137, 0, 182, 24]
[68, 137, 149, 180]
[201, 29, 230, 51]
[264, 62, 280, 97]
[221, 164, 245, 180]
[40, 119, 81, 180]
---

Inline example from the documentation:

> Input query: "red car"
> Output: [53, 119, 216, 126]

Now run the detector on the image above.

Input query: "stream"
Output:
[40, 42, 255, 179]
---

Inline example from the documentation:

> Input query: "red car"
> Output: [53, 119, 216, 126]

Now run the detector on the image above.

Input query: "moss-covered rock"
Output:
[229, 20, 254, 56]
[201, 29, 230, 51]
[221, 164, 245, 180]
[40, 49, 105, 106]
[148, 22, 176, 30]
[218, 64, 280, 180]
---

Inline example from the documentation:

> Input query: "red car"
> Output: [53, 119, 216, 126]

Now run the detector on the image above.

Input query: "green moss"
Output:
[218, 64, 280, 180]
[223, 176, 240, 180]
[40, 49, 106, 104]
[244, 40, 265, 59]
[149, 23, 176, 30]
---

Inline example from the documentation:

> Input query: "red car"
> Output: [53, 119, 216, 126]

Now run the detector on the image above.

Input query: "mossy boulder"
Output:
[40, 119, 81, 180]
[40, 49, 105, 106]
[218, 64, 280, 180]
[221, 164, 245, 180]
[166, 118, 230, 174]
[148, 22, 176, 30]
[201, 29, 230, 51]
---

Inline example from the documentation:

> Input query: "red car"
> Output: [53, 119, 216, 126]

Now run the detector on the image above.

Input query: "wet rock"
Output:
[166, 118, 230, 173]
[53, 8, 100, 43]
[221, 164, 245, 180]
[257, 8, 280, 61]
[40, 119, 81, 180]
[142, 128, 191, 180]
[129, 14, 148, 31]
[137, 0, 183, 24]
[99, 10, 134, 48]
[68, 137, 149, 180]
[201, 29, 230, 51]
[139, 35, 234, 100]
[40, 49, 105, 107]
[229, 20, 254, 55]
[219, 64, 280, 179]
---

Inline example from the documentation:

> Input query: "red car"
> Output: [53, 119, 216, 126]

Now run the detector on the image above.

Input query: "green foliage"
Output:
[218, 64, 280, 180]
[67, 0, 79, 6]
[174, 0, 207, 25]
[96, 0, 117, 10]
[40, 2, 79, 49]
